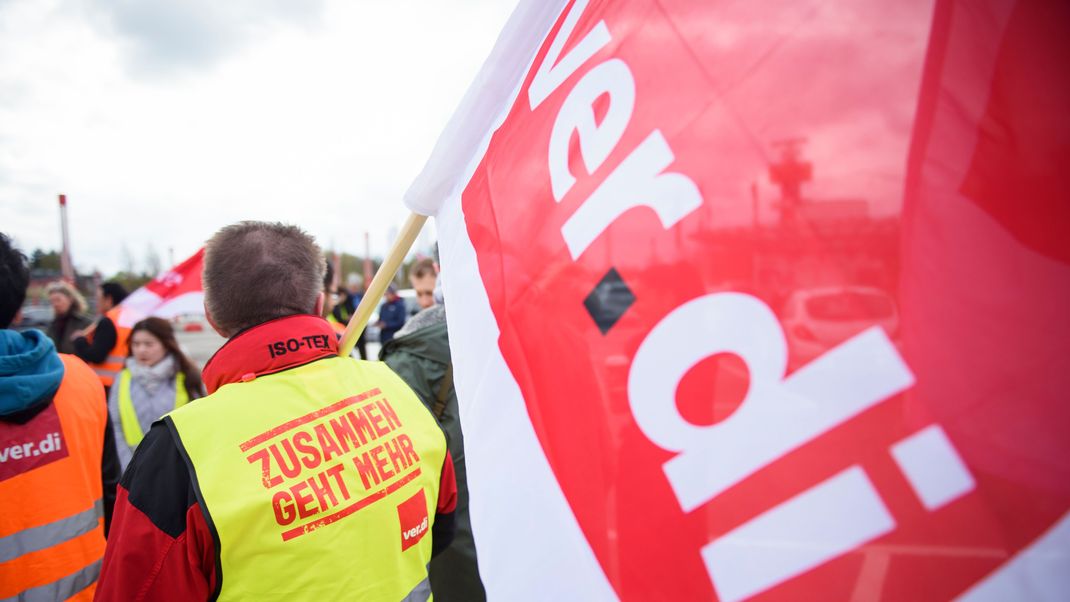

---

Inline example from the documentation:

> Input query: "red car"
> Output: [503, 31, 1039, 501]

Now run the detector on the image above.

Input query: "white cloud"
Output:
[0, 0, 517, 274]
[73, 0, 325, 76]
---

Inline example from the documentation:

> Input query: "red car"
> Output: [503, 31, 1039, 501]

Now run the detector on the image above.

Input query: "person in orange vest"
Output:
[0, 232, 121, 601]
[72, 281, 130, 391]
[97, 221, 457, 601]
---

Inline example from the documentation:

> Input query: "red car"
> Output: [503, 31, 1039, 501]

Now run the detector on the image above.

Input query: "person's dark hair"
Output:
[323, 257, 335, 293]
[203, 221, 324, 336]
[100, 281, 128, 306]
[128, 317, 205, 398]
[410, 257, 436, 280]
[0, 233, 30, 329]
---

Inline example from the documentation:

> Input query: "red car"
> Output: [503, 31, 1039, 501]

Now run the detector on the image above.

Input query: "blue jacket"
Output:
[378, 298, 408, 343]
[0, 329, 65, 416]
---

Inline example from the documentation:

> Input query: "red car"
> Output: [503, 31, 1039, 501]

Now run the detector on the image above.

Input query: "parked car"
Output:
[781, 286, 899, 366]
[13, 304, 54, 332]
[364, 311, 382, 344]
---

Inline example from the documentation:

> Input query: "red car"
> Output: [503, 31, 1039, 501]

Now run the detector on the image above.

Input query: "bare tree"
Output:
[144, 243, 162, 277]
[120, 243, 137, 275]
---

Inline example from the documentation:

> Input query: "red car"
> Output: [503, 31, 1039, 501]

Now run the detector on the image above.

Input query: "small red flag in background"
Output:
[115, 248, 205, 328]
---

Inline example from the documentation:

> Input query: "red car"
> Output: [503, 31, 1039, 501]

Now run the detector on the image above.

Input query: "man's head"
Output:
[409, 258, 437, 310]
[385, 284, 399, 302]
[203, 221, 325, 337]
[0, 233, 30, 329]
[97, 281, 128, 313]
[345, 273, 363, 294]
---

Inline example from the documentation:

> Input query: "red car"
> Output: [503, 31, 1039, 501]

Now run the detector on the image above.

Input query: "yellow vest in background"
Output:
[167, 357, 447, 601]
[117, 369, 188, 447]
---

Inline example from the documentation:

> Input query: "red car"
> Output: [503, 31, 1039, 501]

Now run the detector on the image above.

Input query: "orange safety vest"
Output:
[0, 355, 108, 601]
[88, 307, 130, 387]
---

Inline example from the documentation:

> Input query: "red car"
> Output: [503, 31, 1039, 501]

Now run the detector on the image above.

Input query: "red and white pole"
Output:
[58, 194, 75, 282]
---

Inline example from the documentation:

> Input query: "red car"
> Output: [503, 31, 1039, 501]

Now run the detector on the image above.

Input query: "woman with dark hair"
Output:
[108, 317, 205, 469]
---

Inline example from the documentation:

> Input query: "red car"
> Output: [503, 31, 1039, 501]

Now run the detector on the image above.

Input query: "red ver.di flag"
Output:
[407, 0, 1070, 599]
[114, 248, 205, 328]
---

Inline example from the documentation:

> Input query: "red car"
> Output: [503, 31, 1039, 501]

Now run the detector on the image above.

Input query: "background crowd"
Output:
[1, 230, 484, 602]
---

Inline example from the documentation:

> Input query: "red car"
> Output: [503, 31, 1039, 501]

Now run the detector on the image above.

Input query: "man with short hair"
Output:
[1, 232, 121, 601]
[97, 221, 457, 601]
[409, 258, 438, 311]
[72, 281, 130, 391]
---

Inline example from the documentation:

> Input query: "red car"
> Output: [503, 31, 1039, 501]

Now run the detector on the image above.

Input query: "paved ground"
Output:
[174, 329, 226, 367]
[176, 329, 381, 368]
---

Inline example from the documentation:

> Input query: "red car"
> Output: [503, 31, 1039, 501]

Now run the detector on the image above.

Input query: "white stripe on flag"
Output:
[438, 172, 617, 601]
[116, 291, 204, 328]
[958, 512, 1070, 602]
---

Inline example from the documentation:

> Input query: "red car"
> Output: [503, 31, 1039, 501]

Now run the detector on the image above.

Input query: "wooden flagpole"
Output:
[338, 212, 428, 357]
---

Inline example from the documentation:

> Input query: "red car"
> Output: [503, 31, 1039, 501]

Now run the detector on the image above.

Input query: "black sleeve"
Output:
[431, 511, 456, 557]
[101, 410, 122, 537]
[73, 317, 117, 364]
[121, 422, 200, 536]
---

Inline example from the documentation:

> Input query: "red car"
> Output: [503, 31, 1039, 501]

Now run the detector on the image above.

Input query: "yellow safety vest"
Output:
[166, 357, 447, 601]
[117, 369, 189, 448]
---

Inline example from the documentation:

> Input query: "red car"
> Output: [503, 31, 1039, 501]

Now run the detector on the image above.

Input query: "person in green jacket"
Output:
[380, 303, 485, 602]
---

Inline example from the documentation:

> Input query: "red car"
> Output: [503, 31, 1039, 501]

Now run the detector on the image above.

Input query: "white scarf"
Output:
[125, 354, 176, 395]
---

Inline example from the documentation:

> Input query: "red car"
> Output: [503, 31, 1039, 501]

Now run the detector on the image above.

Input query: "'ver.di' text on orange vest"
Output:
[0, 355, 108, 601]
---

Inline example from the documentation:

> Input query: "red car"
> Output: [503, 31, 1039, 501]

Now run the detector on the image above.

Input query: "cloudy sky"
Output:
[0, 0, 518, 275]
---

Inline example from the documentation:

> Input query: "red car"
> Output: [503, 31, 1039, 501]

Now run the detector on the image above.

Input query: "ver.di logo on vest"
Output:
[397, 489, 430, 551]
[0, 403, 70, 482]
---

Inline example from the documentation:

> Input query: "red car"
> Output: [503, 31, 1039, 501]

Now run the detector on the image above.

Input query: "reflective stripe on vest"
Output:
[117, 369, 189, 448]
[167, 357, 447, 601]
[400, 576, 431, 602]
[87, 307, 130, 387]
[0, 355, 108, 601]
[0, 499, 103, 563]
[0, 559, 102, 602]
